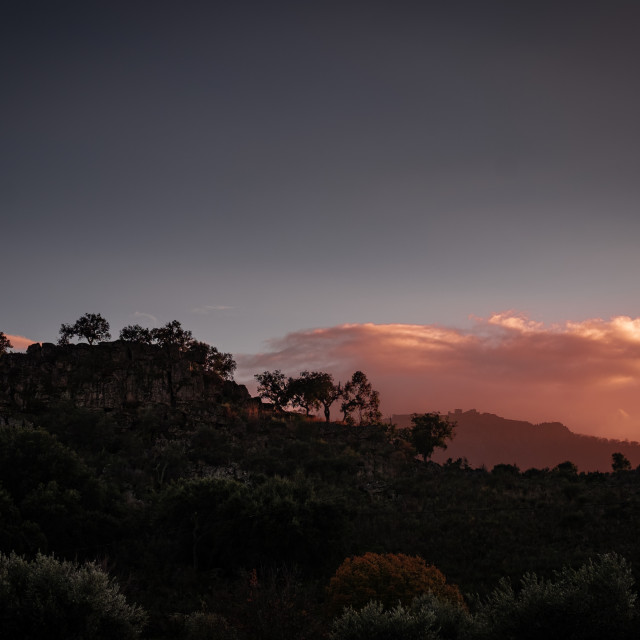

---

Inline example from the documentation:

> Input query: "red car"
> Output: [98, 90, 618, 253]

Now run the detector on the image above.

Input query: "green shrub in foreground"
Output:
[0, 551, 146, 639]
[474, 552, 637, 640]
[330, 593, 472, 640]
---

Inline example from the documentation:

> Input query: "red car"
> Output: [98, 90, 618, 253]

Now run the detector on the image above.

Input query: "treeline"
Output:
[1, 313, 236, 380]
[255, 369, 382, 424]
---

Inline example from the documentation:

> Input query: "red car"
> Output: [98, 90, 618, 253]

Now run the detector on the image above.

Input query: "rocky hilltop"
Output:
[0, 340, 258, 422]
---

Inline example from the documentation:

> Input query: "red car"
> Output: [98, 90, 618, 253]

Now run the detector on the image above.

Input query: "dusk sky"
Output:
[3, 2, 640, 439]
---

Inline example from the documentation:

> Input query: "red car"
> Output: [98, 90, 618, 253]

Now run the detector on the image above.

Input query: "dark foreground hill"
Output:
[4, 342, 640, 638]
[393, 409, 640, 472]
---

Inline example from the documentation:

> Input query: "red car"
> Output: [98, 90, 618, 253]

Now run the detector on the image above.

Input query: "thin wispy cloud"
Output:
[191, 305, 234, 315]
[237, 314, 640, 440]
[133, 312, 159, 325]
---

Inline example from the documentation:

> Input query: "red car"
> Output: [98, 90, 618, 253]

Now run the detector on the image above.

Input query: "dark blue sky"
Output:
[3, 1, 640, 355]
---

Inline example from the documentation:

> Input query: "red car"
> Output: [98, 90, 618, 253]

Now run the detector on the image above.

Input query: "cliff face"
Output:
[0, 341, 257, 420]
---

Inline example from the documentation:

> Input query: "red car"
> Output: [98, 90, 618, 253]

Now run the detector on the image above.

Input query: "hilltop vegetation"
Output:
[2, 320, 640, 638]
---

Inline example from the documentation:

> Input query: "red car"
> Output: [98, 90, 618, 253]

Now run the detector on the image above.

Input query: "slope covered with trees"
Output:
[2, 316, 640, 638]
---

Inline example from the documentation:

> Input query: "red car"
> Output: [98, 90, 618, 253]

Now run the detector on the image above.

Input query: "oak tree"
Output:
[255, 370, 289, 411]
[119, 324, 153, 344]
[612, 452, 632, 472]
[409, 412, 456, 462]
[58, 313, 111, 345]
[150, 320, 193, 350]
[340, 371, 382, 425]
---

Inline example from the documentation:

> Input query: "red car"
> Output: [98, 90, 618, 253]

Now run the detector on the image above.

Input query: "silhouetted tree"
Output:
[255, 370, 289, 411]
[58, 313, 111, 345]
[0, 332, 13, 355]
[612, 452, 632, 472]
[340, 371, 382, 425]
[409, 412, 456, 462]
[119, 324, 153, 344]
[318, 373, 341, 422]
[554, 460, 579, 475]
[190, 341, 236, 380]
[288, 372, 322, 416]
[150, 320, 193, 350]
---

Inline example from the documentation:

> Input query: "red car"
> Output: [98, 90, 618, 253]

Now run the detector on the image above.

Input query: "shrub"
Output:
[182, 611, 239, 640]
[474, 552, 637, 640]
[330, 600, 439, 640]
[326, 552, 464, 616]
[330, 594, 472, 640]
[0, 552, 146, 639]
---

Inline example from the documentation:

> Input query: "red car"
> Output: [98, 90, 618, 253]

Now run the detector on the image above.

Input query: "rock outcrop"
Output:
[0, 341, 258, 422]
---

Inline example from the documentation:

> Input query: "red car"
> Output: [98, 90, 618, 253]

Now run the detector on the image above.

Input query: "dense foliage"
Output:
[59, 312, 111, 345]
[326, 553, 463, 615]
[3, 323, 640, 637]
[0, 552, 146, 639]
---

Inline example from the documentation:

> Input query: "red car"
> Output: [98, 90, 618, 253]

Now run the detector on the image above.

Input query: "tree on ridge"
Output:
[409, 412, 456, 462]
[0, 332, 13, 355]
[58, 313, 111, 345]
[340, 370, 382, 425]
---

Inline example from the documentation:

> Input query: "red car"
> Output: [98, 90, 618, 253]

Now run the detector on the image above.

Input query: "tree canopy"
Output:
[58, 313, 111, 345]
[326, 552, 463, 615]
[119, 324, 153, 344]
[340, 371, 382, 425]
[409, 412, 456, 462]
[612, 452, 632, 472]
[120, 322, 236, 379]
[149, 320, 194, 350]
[288, 371, 340, 419]
[255, 370, 290, 411]
[0, 332, 13, 355]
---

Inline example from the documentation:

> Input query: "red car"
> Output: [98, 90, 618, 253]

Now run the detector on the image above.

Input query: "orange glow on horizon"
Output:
[5, 334, 34, 351]
[238, 313, 640, 441]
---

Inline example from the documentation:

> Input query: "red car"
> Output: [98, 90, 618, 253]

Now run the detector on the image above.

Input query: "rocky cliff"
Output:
[0, 341, 258, 422]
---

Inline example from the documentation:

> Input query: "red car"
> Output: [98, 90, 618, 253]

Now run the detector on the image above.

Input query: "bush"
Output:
[181, 611, 239, 640]
[0, 552, 146, 639]
[330, 600, 439, 640]
[330, 594, 472, 640]
[326, 553, 464, 616]
[474, 552, 637, 640]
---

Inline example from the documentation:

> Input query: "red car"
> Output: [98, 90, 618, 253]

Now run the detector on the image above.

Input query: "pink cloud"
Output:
[237, 314, 640, 440]
[5, 334, 35, 351]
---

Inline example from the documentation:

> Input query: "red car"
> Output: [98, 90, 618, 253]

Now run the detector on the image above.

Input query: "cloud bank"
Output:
[5, 334, 34, 351]
[237, 313, 640, 440]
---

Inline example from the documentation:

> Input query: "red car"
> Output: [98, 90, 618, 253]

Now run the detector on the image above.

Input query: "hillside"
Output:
[393, 409, 640, 472]
[4, 341, 640, 638]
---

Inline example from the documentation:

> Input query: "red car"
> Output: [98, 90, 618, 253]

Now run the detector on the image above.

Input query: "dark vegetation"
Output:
[1, 322, 640, 638]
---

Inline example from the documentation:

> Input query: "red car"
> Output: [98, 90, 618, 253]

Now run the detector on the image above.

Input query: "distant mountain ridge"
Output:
[392, 409, 640, 472]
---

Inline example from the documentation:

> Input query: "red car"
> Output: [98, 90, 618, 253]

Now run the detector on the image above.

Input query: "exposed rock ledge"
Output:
[0, 341, 258, 420]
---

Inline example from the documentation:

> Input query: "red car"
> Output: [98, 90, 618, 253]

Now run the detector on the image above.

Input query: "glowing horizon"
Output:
[5, 334, 34, 351]
[237, 313, 640, 441]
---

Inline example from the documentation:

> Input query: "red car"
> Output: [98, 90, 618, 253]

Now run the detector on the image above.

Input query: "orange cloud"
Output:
[237, 314, 640, 441]
[5, 334, 35, 351]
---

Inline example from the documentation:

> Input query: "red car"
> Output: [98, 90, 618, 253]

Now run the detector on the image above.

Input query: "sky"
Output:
[3, 1, 640, 439]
